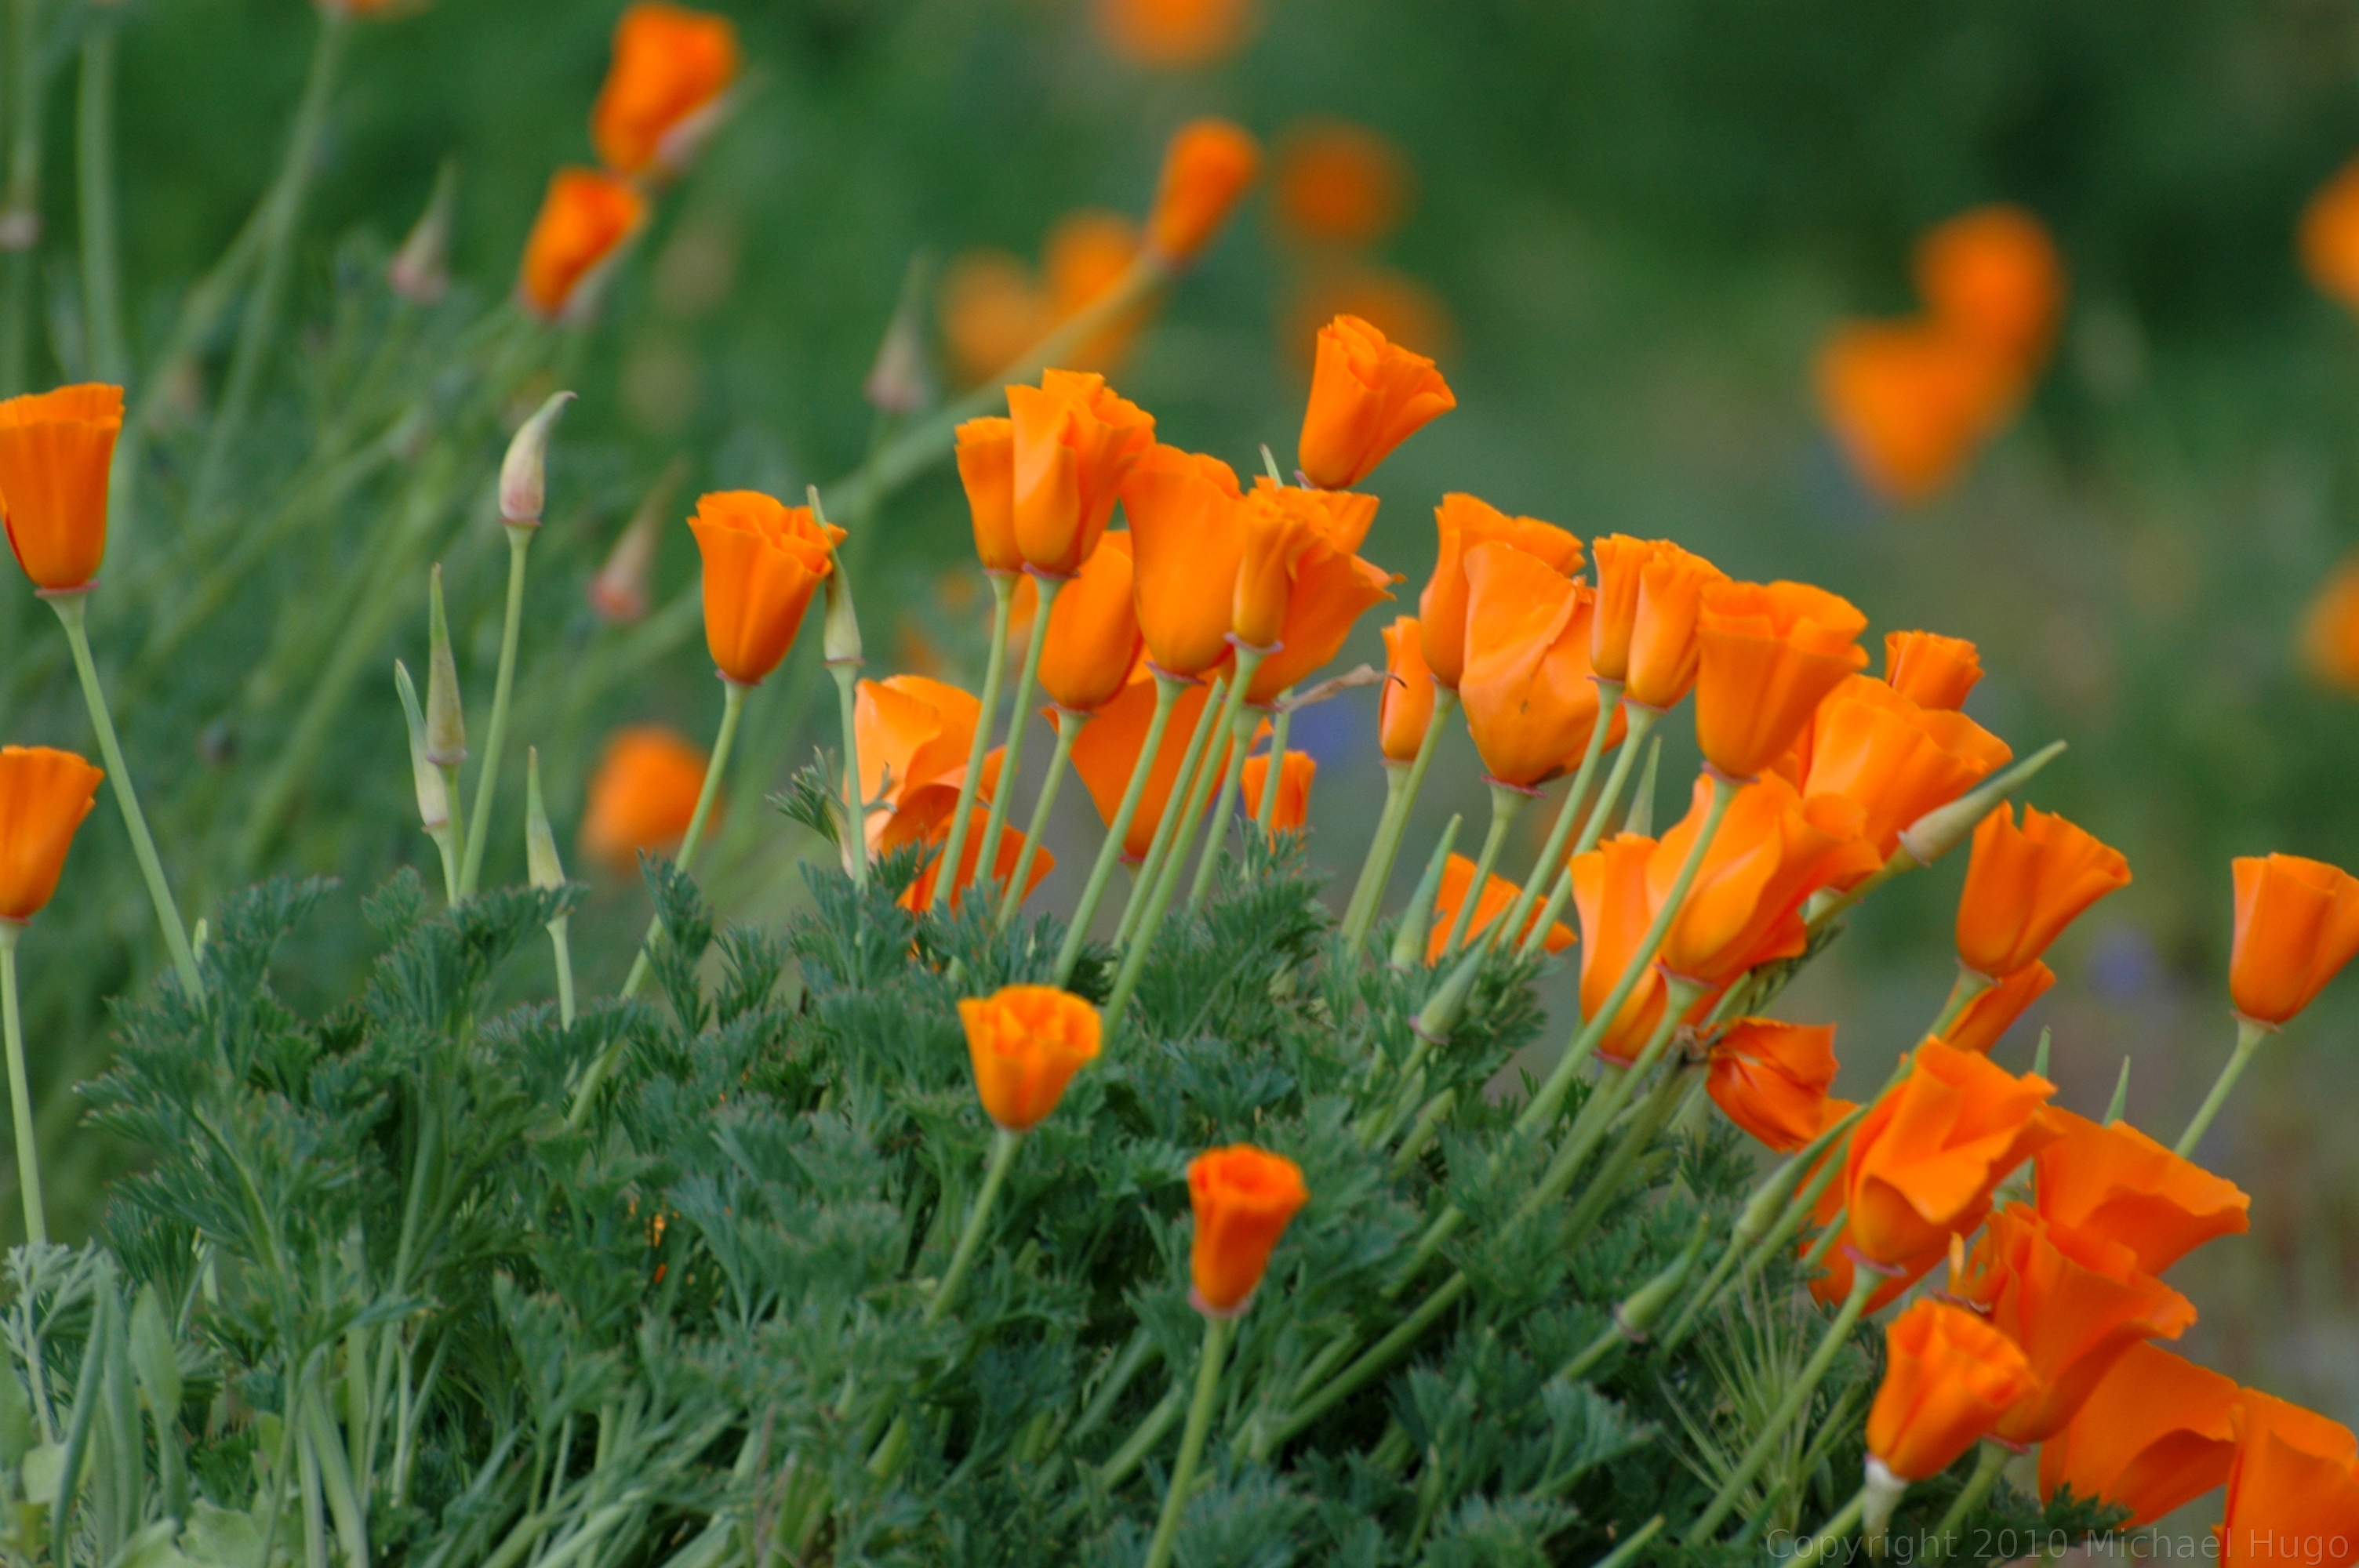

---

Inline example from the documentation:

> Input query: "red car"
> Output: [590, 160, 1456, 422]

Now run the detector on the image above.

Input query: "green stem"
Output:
[1342, 688, 1459, 951]
[548, 914, 576, 1028]
[999, 713, 1078, 927]
[459, 524, 535, 897]
[75, 28, 125, 384]
[929, 1127, 1020, 1326]
[930, 571, 1015, 912]
[1924, 1442, 2007, 1560]
[1184, 696, 1263, 911]
[0, 0, 43, 398]
[1438, 781, 1528, 958]
[1115, 674, 1226, 950]
[1274, 1273, 1469, 1449]
[1053, 673, 1180, 985]
[1498, 684, 1621, 944]
[616, 679, 745, 1002]
[1590, 1515, 1667, 1568]
[1100, 1387, 1182, 1487]
[0, 927, 42, 1245]
[1522, 702, 1660, 960]
[1791, 1487, 1869, 1568]
[2176, 1016, 2270, 1156]
[50, 591, 204, 997]
[831, 660, 866, 890]
[1927, 964, 1994, 1039]
[977, 574, 1060, 881]
[1556, 1065, 1700, 1255]
[1339, 760, 1408, 949]
[1254, 697, 1294, 833]
[1143, 1313, 1234, 1568]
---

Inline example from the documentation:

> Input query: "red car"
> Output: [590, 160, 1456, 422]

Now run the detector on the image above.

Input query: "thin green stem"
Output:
[2176, 1016, 2271, 1156]
[929, 1127, 1020, 1326]
[1925, 1443, 2007, 1560]
[1143, 1313, 1234, 1568]
[1254, 697, 1294, 833]
[0, 927, 42, 1246]
[617, 680, 746, 1001]
[999, 713, 1079, 927]
[1438, 781, 1528, 958]
[1499, 684, 1621, 943]
[1927, 964, 1994, 1040]
[1115, 674, 1226, 949]
[1791, 1487, 1869, 1568]
[460, 525, 535, 897]
[931, 572, 1015, 911]
[0, 0, 44, 397]
[831, 661, 866, 890]
[1342, 688, 1459, 951]
[548, 914, 577, 1028]
[1184, 697, 1263, 910]
[1275, 1273, 1469, 1449]
[75, 28, 125, 384]
[978, 574, 1060, 880]
[1054, 673, 1180, 984]
[1523, 702, 1660, 959]
[1339, 761, 1408, 949]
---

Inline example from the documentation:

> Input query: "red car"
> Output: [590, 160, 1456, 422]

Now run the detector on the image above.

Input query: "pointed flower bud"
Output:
[500, 390, 576, 527]
[525, 747, 565, 891]
[389, 165, 455, 305]
[425, 564, 467, 767]
[814, 490, 863, 668]
[1187, 1145, 1309, 1316]
[1147, 118, 1262, 266]
[591, 459, 685, 625]
[959, 985, 1102, 1134]
[865, 261, 936, 416]
[394, 660, 450, 832]
[1896, 738, 2066, 866]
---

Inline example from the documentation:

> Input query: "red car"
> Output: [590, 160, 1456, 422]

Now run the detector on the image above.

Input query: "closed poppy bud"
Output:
[1093, 0, 1252, 67]
[499, 390, 576, 527]
[1816, 320, 2015, 505]
[1570, 833, 1686, 1067]
[1865, 1299, 2041, 1483]
[580, 726, 710, 872]
[0, 383, 122, 593]
[1653, 772, 1882, 986]
[591, 462, 684, 626]
[1147, 118, 1262, 265]
[387, 165, 454, 305]
[1427, 852, 1572, 965]
[2229, 852, 2359, 1026]
[1241, 750, 1314, 837]
[1458, 545, 1625, 788]
[525, 749, 565, 893]
[518, 169, 646, 322]
[1884, 629, 1984, 710]
[1801, 678, 2012, 856]
[1378, 616, 1434, 763]
[1230, 481, 1392, 702]
[1692, 580, 1869, 782]
[1954, 804, 2131, 979]
[1039, 533, 1143, 713]
[1297, 314, 1456, 491]
[904, 805, 1053, 914]
[1914, 205, 2066, 372]
[2218, 1392, 2359, 1568]
[1007, 369, 1155, 578]
[2040, 1342, 2238, 1529]
[857, 675, 990, 855]
[0, 746, 103, 922]
[2034, 1108, 2251, 1276]
[958, 984, 1103, 1133]
[1121, 445, 1245, 677]
[688, 491, 845, 686]
[591, 3, 740, 179]
[1938, 960, 2053, 1056]
[955, 416, 1023, 574]
[1187, 1144, 1310, 1315]
[1418, 493, 1583, 691]
[1620, 543, 1730, 713]
[1071, 675, 1227, 860]
[1705, 1020, 1852, 1155]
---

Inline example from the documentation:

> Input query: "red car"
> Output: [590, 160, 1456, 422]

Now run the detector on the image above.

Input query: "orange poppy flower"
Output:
[518, 169, 647, 321]
[1705, 1020, 1853, 1155]
[1883, 629, 1984, 711]
[579, 726, 710, 872]
[2301, 155, 2359, 317]
[1188, 1144, 1309, 1314]
[1459, 545, 1624, 788]
[954, 416, 1023, 574]
[2034, 1107, 2250, 1276]
[1230, 480, 1394, 702]
[1568, 833, 1710, 1067]
[1147, 118, 1262, 265]
[1296, 314, 1456, 491]
[688, 491, 843, 686]
[1121, 445, 1245, 677]
[1006, 368, 1155, 579]
[2303, 557, 2359, 691]
[0, 746, 104, 922]
[0, 383, 122, 593]
[959, 985, 1103, 1134]
[1937, 960, 2053, 1056]
[1800, 677, 2012, 856]
[1417, 492, 1584, 692]
[902, 805, 1053, 915]
[1954, 804, 2131, 979]
[2219, 1392, 2359, 1568]
[1045, 210, 1151, 370]
[1241, 750, 1315, 837]
[1378, 616, 1435, 763]
[941, 256, 1052, 390]
[1093, 0, 1253, 68]
[2040, 1342, 2237, 1528]
[1652, 772, 1881, 985]
[1914, 205, 2066, 374]
[1039, 532, 1143, 714]
[1273, 119, 1411, 246]
[1866, 1299, 2041, 1483]
[1692, 580, 1869, 782]
[1816, 319, 2016, 506]
[856, 675, 993, 856]
[2230, 853, 2359, 1026]
[590, 4, 740, 178]
[1426, 852, 1573, 965]
[1070, 675, 1203, 861]
[1587, 535, 1723, 700]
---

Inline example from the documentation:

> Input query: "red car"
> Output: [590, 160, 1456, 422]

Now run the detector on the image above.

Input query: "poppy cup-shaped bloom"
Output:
[1230, 481, 1394, 702]
[1569, 833, 1711, 1066]
[1652, 772, 1883, 986]
[1241, 750, 1314, 836]
[1939, 960, 2053, 1056]
[1006, 369, 1155, 579]
[1296, 314, 1456, 491]
[591, 3, 740, 178]
[959, 985, 1103, 1134]
[1914, 205, 2066, 375]
[1954, 804, 2131, 979]
[1188, 1144, 1310, 1315]
[2219, 1392, 2359, 1568]
[1816, 320, 2017, 506]
[1427, 853, 1572, 965]
[903, 806, 1053, 914]
[0, 746, 104, 921]
[1866, 1300, 2041, 1483]
[518, 170, 647, 321]
[1692, 580, 1869, 781]
[580, 727, 710, 873]
[0, 383, 122, 593]
[1589, 535, 1727, 702]
[2230, 853, 2359, 1025]
[1800, 678, 2012, 855]
[1457, 543, 1623, 788]
[1040, 533, 1143, 713]
[1378, 616, 1435, 762]
[1884, 629, 1984, 711]
[1121, 445, 1245, 677]
[1147, 118, 1262, 265]
[955, 417, 1023, 573]
[689, 492, 844, 686]
[2040, 1342, 2238, 1528]
[1418, 492, 1584, 691]
[2034, 1108, 2251, 1276]
[1070, 674, 1222, 860]
[1705, 1019, 1854, 1155]
[856, 676, 991, 856]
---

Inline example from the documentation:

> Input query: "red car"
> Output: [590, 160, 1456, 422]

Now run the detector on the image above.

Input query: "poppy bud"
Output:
[1187, 1145, 1309, 1316]
[2229, 853, 2359, 1027]
[688, 491, 845, 687]
[525, 748, 565, 893]
[823, 550, 865, 669]
[1378, 617, 1434, 763]
[0, 746, 104, 922]
[1038, 533, 1140, 713]
[591, 4, 740, 179]
[1297, 314, 1455, 491]
[393, 660, 449, 833]
[388, 165, 455, 305]
[1241, 749, 1314, 836]
[424, 564, 466, 768]
[958, 985, 1102, 1134]
[500, 390, 576, 528]
[1147, 118, 1262, 265]
[591, 461, 685, 626]
[0, 383, 123, 594]
[1864, 1299, 2039, 1483]
[517, 170, 646, 323]
[1893, 737, 2066, 866]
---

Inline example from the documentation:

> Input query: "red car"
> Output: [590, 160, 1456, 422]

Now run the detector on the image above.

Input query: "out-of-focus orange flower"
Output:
[1094, 0, 1253, 69]
[1282, 261, 1456, 374]
[2230, 853, 2359, 1026]
[1816, 320, 2016, 506]
[1693, 580, 1869, 782]
[959, 985, 1102, 1134]
[590, 4, 740, 178]
[1188, 1144, 1309, 1314]
[1954, 804, 2131, 979]
[2033, 1108, 2250, 1276]
[1070, 675, 1233, 861]
[2301, 155, 2359, 317]
[856, 675, 992, 856]
[1884, 629, 1984, 711]
[1427, 853, 1572, 965]
[1297, 314, 1456, 490]
[1652, 772, 1881, 986]
[1241, 750, 1314, 837]
[1938, 960, 2053, 1056]
[954, 416, 1022, 574]
[2219, 1392, 2359, 1568]
[1230, 480, 1394, 702]
[1458, 543, 1623, 788]
[0, 746, 103, 922]
[518, 170, 646, 321]
[1273, 119, 1411, 245]
[1039, 532, 1143, 714]
[688, 491, 842, 686]
[1705, 1020, 1853, 1155]
[1957, 1203, 2197, 1444]
[1418, 492, 1584, 692]
[1147, 118, 1262, 265]
[0, 383, 122, 593]
[1569, 833, 1708, 1066]
[1122, 445, 1245, 677]
[1379, 616, 1434, 763]
[941, 255, 1052, 390]
[1588, 535, 1722, 701]
[580, 726, 709, 872]
[1800, 677, 2011, 855]
[2303, 557, 2359, 691]
[1914, 205, 2066, 373]
[1045, 210, 1150, 368]
[903, 805, 1052, 914]
[2041, 1342, 2238, 1528]
[1866, 1299, 2041, 1483]
[1007, 368, 1154, 578]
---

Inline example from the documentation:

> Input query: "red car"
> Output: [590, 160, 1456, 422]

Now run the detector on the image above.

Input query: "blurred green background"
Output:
[13, 0, 2359, 1436]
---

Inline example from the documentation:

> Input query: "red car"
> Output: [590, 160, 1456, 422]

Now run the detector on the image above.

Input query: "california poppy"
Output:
[1567, 833, 1714, 1066]
[1705, 1019, 1853, 1155]
[1589, 535, 1725, 703]
[1954, 804, 2131, 979]
[590, 4, 740, 178]
[1800, 677, 2011, 856]
[1816, 320, 2016, 506]
[959, 985, 1103, 1134]
[1458, 543, 1622, 788]
[518, 169, 646, 321]
[856, 676, 994, 856]
[1865, 1299, 2040, 1483]
[2034, 1108, 2250, 1276]
[1883, 629, 1984, 711]
[1146, 119, 1262, 265]
[579, 726, 710, 872]
[1692, 580, 1869, 782]
[1938, 960, 2052, 1056]
[902, 805, 1053, 914]
[1273, 119, 1411, 246]
[1040, 532, 1143, 714]
[1914, 205, 2066, 375]
[1378, 616, 1435, 764]
[1417, 492, 1583, 692]
[955, 416, 1023, 574]
[0, 746, 104, 922]
[1426, 853, 1572, 965]
[1296, 314, 1455, 491]
[1006, 369, 1155, 579]
[688, 491, 842, 686]
[1121, 445, 1245, 677]
[2301, 155, 2359, 318]
[1652, 773, 1881, 986]
[0, 384, 122, 595]
[1070, 675, 1226, 861]
[1187, 1144, 1309, 1314]
[1230, 480, 1394, 702]
[1241, 750, 1314, 837]
[2218, 1392, 2359, 1568]
[2229, 853, 2359, 1026]
[2039, 1342, 2237, 1528]
[1093, 0, 1254, 69]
